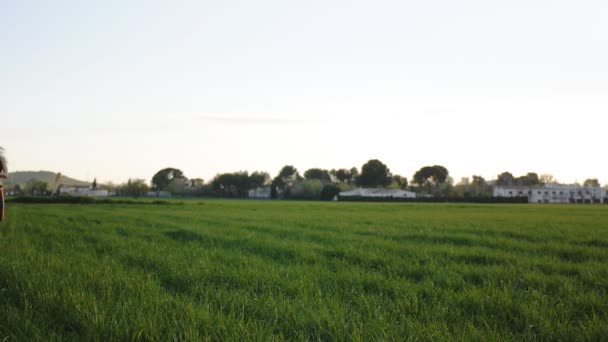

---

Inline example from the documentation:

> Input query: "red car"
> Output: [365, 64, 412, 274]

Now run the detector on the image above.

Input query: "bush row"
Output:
[7, 196, 179, 205]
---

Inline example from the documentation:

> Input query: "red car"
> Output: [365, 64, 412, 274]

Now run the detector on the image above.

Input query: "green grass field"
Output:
[0, 201, 607, 340]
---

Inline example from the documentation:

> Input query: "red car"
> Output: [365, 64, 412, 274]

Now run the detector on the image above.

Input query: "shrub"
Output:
[288, 180, 323, 200]
[320, 184, 341, 201]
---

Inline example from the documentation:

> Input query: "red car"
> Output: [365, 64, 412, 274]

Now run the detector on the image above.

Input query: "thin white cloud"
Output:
[196, 114, 315, 125]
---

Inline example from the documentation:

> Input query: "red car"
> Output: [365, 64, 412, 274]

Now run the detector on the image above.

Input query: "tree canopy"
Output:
[356, 159, 392, 188]
[583, 178, 600, 187]
[304, 168, 332, 183]
[151, 168, 186, 191]
[496, 172, 515, 186]
[212, 171, 250, 197]
[330, 168, 358, 184]
[496, 172, 542, 186]
[119, 179, 149, 197]
[271, 165, 302, 198]
[413, 166, 449, 188]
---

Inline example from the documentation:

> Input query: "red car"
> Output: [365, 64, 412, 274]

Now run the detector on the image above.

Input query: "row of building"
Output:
[336, 184, 607, 204]
[56, 183, 608, 204]
[493, 184, 606, 204]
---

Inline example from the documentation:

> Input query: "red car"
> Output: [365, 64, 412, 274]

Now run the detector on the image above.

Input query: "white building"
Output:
[248, 187, 272, 199]
[494, 184, 606, 204]
[60, 186, 109, 198]
[339, 188, 416, 199]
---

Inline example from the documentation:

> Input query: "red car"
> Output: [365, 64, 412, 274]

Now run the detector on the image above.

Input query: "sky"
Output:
[1, 0, 607, 185]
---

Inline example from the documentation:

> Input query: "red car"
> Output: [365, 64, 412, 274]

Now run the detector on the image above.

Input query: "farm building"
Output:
[339, 188, 416, 199]
[248, 186, 272, 199]
[60, 186, 109, 198]
[493, 184, 606, 204]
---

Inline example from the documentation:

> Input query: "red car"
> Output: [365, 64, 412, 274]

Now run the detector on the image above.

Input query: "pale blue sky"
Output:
[1, 0, 607, 184]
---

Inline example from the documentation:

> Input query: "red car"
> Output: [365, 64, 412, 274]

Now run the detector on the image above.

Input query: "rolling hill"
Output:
[4, 171, 90, 188]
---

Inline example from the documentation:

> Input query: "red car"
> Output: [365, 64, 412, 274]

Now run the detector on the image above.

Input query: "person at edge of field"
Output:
[0, 147, 7, 222]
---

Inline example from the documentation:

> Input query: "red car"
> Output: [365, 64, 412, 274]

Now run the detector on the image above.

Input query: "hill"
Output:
[4, 171, 90, 187]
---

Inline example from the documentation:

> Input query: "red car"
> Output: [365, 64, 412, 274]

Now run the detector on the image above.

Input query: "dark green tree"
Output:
[212, 171, 250, 197]
[356, 159, 392, 188]
[249, 171, 270, 189]
[151, 168, 186, 191]
[392, 175, 408, 189]
[271, 165, 301, 199]
[25, 180, 49, 196]
[321, 184, 341, 201]
[189, 178, 205, 188]
[583, 178, 600, 187]
[304, 168, 331, 183]
[334, 169, 350, 183]
[413, 165, 449, 194]
[349, 167, 359, 184]
[470, 175, 491, 197]
[334, 168, 358, 184]
[515, 172, 541, 186]
[121, 179, 149, 197]
[496, 172, 515, 186]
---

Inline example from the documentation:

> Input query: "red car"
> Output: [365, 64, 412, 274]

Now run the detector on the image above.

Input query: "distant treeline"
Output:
[135, 160, 600, 201]
[7, 196, 179, 206]
[4, 159, 603, 201]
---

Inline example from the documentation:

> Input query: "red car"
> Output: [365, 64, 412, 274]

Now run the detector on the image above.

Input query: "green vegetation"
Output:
[0, 201, 607, 340]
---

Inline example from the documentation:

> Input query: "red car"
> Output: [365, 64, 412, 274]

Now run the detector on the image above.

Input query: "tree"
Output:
[210, 171, 270, 198]
[583, 179, 600, 187]
[248, 171, 270, 189]
[496, 172, 515, 186]
[271, 165, 302, 198]
[470, 175, 492, 197]
[120, 179, 149, 197]
[515, 172, 540, 186]
[278, 165, 301, 182]
[540, 174, 557, 184]
[304, 168, 331, 183]
[186, 178, 207, 196]
[334, 169, 349, 183]
[167, 177, 188, 195]
[151, 168, 186, 191]
[304, 168, 324, 180]
[413, 165, 449, 193]
[356, 159, 392, 188]
[321, 184, 341, 201]
[12, 184, 23, 196]
[331, 168, 358, 184]
[25, 180, 49, 196]
[212, 171, 250, 197]
[349, 167, 359, 184]
[388, 175, 408, 190]
[453, 177, 471, 198]
[189, 178, 205, 188]
[289, 179, 323, 200]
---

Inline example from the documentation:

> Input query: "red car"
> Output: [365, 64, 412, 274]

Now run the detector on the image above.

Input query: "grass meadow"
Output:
[0, 200, 607, 340]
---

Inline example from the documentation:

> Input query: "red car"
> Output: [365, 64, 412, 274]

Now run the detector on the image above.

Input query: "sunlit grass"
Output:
[0, 201, 607, 340]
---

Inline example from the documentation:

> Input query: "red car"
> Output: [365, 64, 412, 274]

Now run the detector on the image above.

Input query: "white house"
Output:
[339, 188, 416, 199]
[493, 184, 606, 204]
